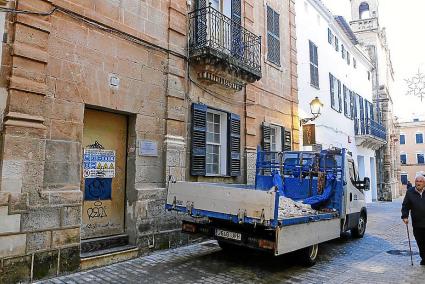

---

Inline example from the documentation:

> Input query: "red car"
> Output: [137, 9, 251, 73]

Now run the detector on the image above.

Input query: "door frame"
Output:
[81, 107, 130, 240]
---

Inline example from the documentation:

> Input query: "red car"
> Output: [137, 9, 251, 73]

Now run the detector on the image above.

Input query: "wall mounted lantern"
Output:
[300, 97, 324, 125]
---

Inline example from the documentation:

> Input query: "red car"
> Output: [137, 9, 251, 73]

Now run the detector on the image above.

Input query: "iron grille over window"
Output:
[267, 6, 280, 65]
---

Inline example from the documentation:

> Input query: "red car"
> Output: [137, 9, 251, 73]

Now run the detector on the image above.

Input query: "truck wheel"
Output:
[299, 244, 318, 267]
[351, 214, 366, 238]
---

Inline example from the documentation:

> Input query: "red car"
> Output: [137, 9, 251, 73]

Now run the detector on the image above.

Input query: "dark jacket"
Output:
[401, 188, 425, 228]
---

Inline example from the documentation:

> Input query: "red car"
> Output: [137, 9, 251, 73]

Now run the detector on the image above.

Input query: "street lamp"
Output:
[300, 97, 323, 125]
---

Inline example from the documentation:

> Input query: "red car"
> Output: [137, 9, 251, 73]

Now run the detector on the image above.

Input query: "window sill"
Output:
[265, 59, 283, 71]
[205, 174, 232, 178]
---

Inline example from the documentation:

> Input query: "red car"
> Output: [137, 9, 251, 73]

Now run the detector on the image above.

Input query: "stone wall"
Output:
[0, 0, 299, 282]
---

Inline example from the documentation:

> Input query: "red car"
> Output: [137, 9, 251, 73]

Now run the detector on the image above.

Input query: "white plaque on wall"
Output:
[139, 140, 158, 157]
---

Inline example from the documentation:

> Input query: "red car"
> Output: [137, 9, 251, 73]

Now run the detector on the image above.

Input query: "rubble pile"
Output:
[278, 197, 318, 219]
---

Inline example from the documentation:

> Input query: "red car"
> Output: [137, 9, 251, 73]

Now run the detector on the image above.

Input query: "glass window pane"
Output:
[214, 123, 220, 133]
[207, 132, 213, 142]
[214, 134, 220, 143]
[207, 122, 214, 132]
[206, 165, 213, 174]
[207, 152, 213, 163]
[214, 114, 220, 123]
[207, 112, 213, 122]
[213, 164, 219, 174]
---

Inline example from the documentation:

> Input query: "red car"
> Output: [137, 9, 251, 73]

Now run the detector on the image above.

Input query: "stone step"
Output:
[81, 234, 129, 253]
[80, 245, 139, 270]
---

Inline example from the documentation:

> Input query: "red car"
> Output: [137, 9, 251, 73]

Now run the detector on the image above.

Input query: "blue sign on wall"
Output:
[84, 178, 112, 201]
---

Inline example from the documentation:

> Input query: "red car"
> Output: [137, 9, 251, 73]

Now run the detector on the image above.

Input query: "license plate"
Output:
[215, 229, 242, 241]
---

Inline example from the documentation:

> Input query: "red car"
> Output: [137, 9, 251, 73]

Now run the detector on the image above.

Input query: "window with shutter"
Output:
[335, 37, 339, 51]
[359, 96, 365, 134]
[262, 122, 271, 151]
[231, 0, 242, 58]
[267, 6, 280, 65]
[353, 92, 358, 119]
[343, 85, 349, 117]
[228, 113, 241, 176]
[206, 109, 228, 176]
[329, 73, 336, 110]
[349, 91, 354, 120]
[309, 40, 319, 88]
[191, 103, 240, 177]
[194, 0, 207, 46]
[328, 28, 333, 44]
[191, 103, 207, 176]
[337, 79, 342, 113]
[283, 128, 292, 151]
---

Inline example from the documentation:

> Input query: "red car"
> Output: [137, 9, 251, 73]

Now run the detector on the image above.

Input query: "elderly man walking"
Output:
[402, 175, 425, 265]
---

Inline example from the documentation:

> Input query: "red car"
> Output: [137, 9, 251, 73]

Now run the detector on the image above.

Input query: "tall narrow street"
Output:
[39, 199, 425, 284]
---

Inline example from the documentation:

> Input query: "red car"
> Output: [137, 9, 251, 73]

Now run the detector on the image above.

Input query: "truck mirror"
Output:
[363, 177, 370, 191]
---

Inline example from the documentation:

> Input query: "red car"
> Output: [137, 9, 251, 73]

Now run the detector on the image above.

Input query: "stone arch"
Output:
[359, 2, 370, 19]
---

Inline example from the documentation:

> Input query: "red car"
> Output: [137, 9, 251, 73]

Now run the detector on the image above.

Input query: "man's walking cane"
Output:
[406, 223, 414, 266]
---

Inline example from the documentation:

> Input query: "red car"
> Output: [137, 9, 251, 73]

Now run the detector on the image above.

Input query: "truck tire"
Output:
[351, 213, 366, 238]
[298, 244, 319, 267]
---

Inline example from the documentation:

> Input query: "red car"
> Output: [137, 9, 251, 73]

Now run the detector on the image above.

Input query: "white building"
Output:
[295, 0, 386, 202]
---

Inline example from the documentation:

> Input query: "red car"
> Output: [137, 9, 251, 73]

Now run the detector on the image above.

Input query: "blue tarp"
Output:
[272, 171, 284, 195]
[303, 173, 336, 207]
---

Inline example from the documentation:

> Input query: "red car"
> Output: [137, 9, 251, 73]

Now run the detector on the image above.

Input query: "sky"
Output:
[319, 0, 425, 122]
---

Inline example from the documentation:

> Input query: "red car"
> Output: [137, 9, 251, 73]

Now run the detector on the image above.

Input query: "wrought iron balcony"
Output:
[354, 118, 387, 149]
[189, 6, 262, 86]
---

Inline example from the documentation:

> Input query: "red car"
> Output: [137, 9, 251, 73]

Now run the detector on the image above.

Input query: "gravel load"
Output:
[278, 197, 318, 219]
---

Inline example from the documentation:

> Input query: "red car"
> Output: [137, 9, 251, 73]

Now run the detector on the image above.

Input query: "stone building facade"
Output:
[0, 0, 298, 282]
[349, 0, 401, 201]
[397, 119, 425, 192]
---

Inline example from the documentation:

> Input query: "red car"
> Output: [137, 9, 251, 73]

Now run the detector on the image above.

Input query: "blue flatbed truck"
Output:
[165, 148, 370, 265]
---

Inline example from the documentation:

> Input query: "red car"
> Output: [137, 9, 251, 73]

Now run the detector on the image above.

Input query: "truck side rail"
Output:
[165, 182, 279, 228]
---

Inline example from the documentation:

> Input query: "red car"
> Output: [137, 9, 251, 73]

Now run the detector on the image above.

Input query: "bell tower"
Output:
[349, 0, 400, 202]
[350, 0, 379, 21]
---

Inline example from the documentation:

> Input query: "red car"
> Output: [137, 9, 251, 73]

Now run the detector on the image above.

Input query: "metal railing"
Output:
[354, 118, 386, 141]
[189, 5, 262, 78]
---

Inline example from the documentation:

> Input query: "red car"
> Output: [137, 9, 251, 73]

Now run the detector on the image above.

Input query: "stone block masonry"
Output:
[0, 0, 300, 282]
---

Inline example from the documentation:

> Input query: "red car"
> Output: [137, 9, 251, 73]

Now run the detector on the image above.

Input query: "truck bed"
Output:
[166, 182, 339, 228]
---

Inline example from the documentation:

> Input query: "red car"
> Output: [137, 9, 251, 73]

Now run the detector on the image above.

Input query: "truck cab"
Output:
[166, 148, 370, 265]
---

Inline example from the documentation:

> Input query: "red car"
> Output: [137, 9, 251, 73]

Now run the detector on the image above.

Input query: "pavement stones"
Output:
[38, 199, 425, 284]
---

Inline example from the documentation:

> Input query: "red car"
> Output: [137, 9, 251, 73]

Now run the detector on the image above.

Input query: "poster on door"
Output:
[83, 149, 116, 179]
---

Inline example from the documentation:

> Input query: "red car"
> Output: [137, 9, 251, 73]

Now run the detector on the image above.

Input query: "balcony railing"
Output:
[355, 118, 386, 141]
[189, 6, 262, 80]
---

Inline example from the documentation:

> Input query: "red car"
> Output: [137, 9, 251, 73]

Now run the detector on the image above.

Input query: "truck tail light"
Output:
[182, 223, 197, 233]
[258, 239, 275, 250]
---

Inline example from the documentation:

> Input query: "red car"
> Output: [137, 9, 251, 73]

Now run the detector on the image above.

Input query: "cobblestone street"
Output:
[39, 199, 425, 284]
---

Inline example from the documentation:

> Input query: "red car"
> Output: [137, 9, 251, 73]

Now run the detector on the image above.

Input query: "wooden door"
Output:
[81, 109, 127, 239]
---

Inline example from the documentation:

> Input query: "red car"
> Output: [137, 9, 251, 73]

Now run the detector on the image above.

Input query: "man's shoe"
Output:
[420, 260, 425, 265]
